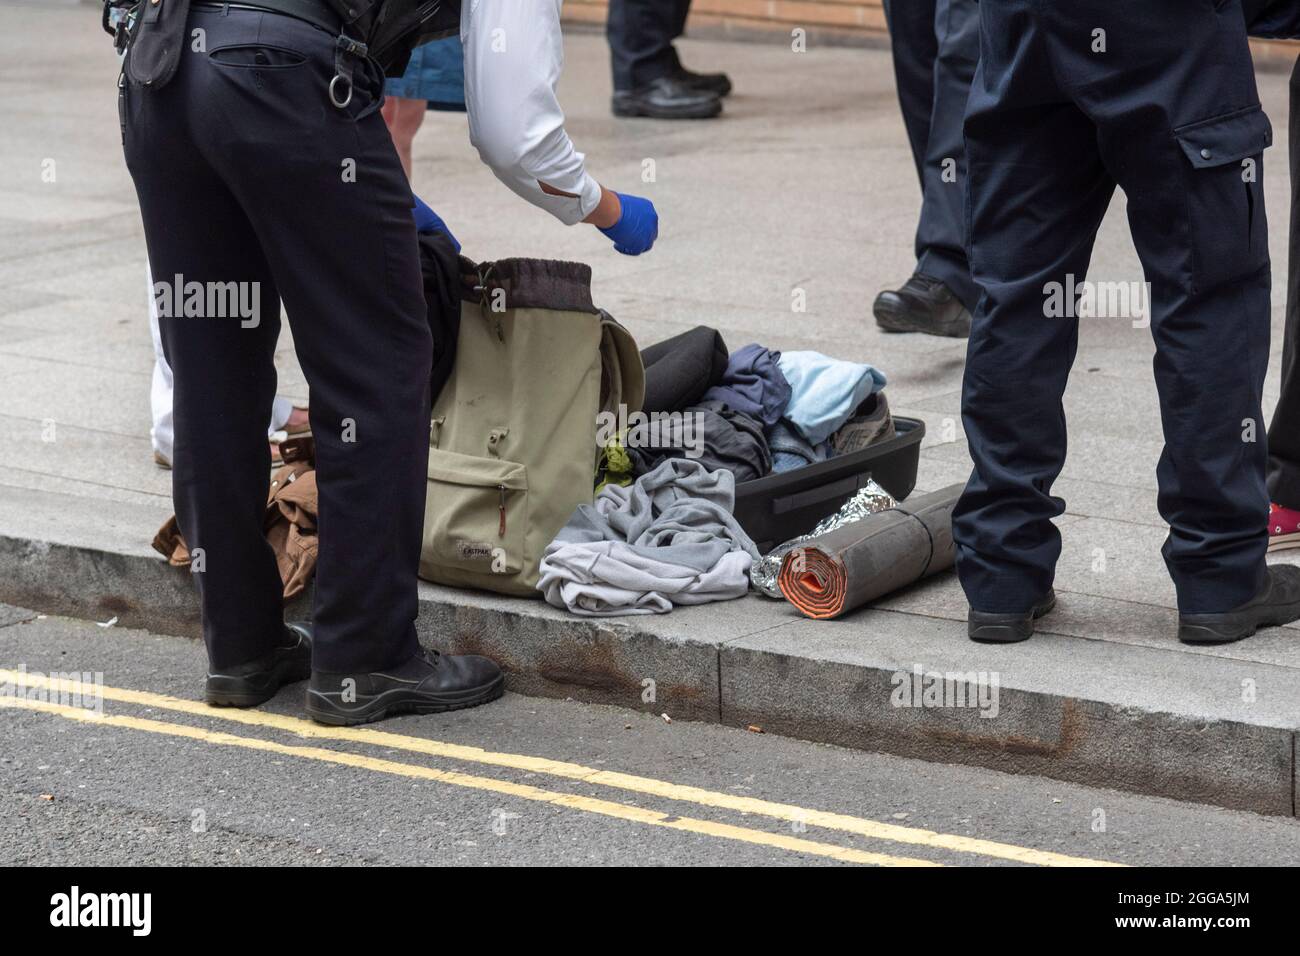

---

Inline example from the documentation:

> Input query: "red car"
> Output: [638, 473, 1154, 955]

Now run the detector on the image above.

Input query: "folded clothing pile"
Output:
[627, 399, 772, 482]
[543, 328, 909, 616]
[777, 350, 887, 446]
[631, 327, 896, 482]
[639, 325, 728, 414]
[538, 458, 760, 616]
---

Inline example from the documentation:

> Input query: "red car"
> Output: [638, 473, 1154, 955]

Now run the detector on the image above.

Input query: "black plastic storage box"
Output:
[734, 416, 925, 554]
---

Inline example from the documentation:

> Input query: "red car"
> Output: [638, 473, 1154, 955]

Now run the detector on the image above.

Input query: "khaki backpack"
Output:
[419, 258, 644, 597]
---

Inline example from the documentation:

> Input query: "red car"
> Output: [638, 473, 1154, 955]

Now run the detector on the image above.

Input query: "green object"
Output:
[596, 437, 634, 492]
[420, 258, 644, 597]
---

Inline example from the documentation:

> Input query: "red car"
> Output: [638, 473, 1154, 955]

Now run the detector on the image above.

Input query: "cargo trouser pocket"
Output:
[1174, 105, 1272, 293]
[424, 449, 528, 576]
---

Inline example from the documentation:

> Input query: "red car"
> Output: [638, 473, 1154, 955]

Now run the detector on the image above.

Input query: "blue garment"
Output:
[766, 419, 830, 474]
[385, 37, 466, 109]
[778, 351, 887, 446]
[701, 344, 792, 428]
[411, 194, 460, 251]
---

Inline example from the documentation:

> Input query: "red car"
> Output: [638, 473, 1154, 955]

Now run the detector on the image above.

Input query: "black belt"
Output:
[193, 0, 343, 38]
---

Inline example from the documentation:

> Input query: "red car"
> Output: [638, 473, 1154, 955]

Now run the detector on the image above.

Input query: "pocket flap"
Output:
[427, 448, 527, 491]
[1174, 106, 1273, 169]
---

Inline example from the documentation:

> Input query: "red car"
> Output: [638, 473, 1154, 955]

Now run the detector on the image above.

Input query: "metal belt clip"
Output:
[329, 33, 368, 109]
[102, 0, 138, 53]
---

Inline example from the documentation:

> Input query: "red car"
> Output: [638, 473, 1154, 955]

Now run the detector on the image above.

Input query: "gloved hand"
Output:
[411, 194, 461, 251]
[598, 192, 658, 256]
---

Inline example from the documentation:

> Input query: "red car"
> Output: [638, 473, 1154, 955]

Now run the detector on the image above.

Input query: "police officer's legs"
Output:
[961, 0, 1300, 643]
[881, 0, 937, 185]
[1265, 58, 1300, 523]
[124, 36, 287, 673]
[608, 0, 722, 118]
[607, 0, 694, 90]
[176, 10, 431, 676]
[913, 0, 979, 312]
[125, 7, 502, 714]
[954, 4, 1116, 631]
[1059, 0, 1272, 617]
[875, 0, 978, 337]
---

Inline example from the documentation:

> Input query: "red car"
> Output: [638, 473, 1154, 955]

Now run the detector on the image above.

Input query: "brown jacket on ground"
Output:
[151, 438, 318, 601]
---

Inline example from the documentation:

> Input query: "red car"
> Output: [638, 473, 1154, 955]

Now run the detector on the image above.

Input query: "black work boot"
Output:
[305, 648, 504, 726]
[1178, 565, 1300, 645]
[612, 76, 723, 119]
[205, 622, 312, 707]
[968, 590, 1057, 644]
[873, 274, 972, 338]
[673, 65, 732, 97]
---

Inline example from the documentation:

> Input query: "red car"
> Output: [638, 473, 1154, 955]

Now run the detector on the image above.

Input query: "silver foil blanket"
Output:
[750, 480, 896, 597]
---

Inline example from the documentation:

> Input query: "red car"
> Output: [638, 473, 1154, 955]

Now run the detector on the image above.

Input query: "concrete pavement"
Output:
[3, 1, 1300, 817]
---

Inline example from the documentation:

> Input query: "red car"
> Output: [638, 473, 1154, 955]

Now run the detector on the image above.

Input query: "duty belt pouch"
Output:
[125, 0, 192, 88]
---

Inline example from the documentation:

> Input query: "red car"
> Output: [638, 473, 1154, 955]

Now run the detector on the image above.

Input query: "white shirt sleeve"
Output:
[461, 0, 603, 226]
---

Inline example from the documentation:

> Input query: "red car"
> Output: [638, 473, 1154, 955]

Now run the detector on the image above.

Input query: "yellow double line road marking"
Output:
[0, 668, 1121, 867]
[1, 694, 936, 867]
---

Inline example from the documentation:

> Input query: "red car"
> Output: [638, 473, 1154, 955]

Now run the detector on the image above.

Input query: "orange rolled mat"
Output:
[777, 484, 961, 620]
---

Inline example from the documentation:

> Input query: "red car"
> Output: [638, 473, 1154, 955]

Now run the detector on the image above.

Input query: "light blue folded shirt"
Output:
[777, 351, 887, 446]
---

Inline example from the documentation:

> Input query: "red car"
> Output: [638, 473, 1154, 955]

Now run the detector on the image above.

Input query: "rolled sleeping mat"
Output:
[777, 483, 962, 619]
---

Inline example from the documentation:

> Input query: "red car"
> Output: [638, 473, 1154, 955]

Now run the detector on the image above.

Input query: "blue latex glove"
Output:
[411, 194, 460, 251]
[598, 192, 658, 256]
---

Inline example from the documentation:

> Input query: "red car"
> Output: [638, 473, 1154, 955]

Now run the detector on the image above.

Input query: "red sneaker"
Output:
[1268, 503, 1300, 552]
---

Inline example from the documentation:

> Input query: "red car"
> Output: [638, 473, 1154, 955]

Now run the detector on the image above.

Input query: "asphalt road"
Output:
[2, 608, 1299, 867]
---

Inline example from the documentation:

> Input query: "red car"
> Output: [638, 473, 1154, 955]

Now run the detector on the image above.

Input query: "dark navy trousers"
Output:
[607, 0, 692, 92]
[122, 7, 432, 672]
[882, 0, 981, 312]
[954, 0, 1273, 615]
[1266, 58, 1300, 509]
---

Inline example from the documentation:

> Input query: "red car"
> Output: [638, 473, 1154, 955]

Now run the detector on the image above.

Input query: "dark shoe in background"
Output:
[306, 647, 504, 726]
[1178, 565, 1300, 645]
[968, 590, 1057, 644]
[873, 274, 972, 338]
[613, 76, 723, 119]
[672, 65, 732, 97]
[205, 621, 312, 707]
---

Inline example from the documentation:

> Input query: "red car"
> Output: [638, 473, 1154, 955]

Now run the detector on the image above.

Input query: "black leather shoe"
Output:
[673, 65, 732, 97]
[873, 274, 972, 337]
[1178, 565, 1300, 644]
[305, 647, 504, 726]
[968, 590, 1056, 644]
[205, 622, 312, 707]
[612, 76, 723, 119]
